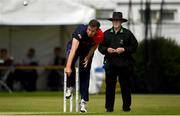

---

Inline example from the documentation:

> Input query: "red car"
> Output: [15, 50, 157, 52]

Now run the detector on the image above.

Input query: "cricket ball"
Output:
[23, 0, 28, 6]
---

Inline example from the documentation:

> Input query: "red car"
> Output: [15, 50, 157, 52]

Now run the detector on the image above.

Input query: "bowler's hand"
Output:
[115, 47, 125, 54]
[83, 57, 89, 68]
[107, 48, 116, 54]
[65, 67, 72, 77]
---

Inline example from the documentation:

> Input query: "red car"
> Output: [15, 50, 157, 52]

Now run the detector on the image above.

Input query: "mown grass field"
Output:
[0, 92, 180, 115]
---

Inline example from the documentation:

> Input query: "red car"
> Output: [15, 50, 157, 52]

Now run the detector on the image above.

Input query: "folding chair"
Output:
[0, 66, 13, 93]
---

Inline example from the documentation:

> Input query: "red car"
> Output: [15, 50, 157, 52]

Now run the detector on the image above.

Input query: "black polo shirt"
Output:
[98, 26, 138, 67]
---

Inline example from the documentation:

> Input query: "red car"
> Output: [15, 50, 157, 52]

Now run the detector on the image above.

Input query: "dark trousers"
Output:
[22, 70, 37, 91]
[67, 53, 92, 102]
[105, 65, 132, 110]
[47, 70, 63, 91]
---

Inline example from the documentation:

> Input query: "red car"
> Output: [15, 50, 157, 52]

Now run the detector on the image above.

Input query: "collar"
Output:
[110, 26, 124, 33]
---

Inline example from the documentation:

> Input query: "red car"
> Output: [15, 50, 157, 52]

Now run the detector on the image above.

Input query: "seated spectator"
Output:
[47, 47, 65, 91]
[21, 48, 39, 91]
[0, 49, 13, 66]
[0, 48, 14, 90]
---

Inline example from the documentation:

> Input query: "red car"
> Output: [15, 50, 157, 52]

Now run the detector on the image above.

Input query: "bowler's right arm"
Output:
[65, 38, 79, 77]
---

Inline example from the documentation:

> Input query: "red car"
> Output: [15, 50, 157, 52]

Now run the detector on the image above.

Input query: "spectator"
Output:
[47, 47, 65, 91]
[0, 48, 14, 90]
[0, 49, 13, 66]
[21, 48, 39, 91]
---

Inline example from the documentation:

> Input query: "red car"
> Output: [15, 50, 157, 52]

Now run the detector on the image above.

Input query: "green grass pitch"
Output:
[0, 92, 180, 115]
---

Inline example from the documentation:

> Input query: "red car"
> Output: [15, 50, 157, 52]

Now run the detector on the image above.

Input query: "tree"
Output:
[133, 37, 180, 93]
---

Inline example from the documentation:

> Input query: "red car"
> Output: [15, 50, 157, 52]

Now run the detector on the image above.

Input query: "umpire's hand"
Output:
[107, 48, 116, 54]
[115, 47, 125, 54]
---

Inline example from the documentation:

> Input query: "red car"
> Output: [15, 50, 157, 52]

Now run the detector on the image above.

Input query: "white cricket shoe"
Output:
[80, 99, 87, 113]
[65, 87, 73, 99]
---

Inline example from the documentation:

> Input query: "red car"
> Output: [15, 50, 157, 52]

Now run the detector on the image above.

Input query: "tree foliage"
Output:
[133, 37, 180, 93]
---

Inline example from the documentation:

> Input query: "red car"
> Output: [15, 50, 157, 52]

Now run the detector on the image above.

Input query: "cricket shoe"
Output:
[80, 99, 87, 113]
[65, 87, 73, 99]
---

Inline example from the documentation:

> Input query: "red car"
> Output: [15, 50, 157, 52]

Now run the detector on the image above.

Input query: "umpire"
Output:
[98, 12, 138, 112]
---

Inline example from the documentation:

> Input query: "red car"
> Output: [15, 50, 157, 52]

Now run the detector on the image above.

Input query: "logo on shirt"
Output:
[120, 39, 124, 45]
